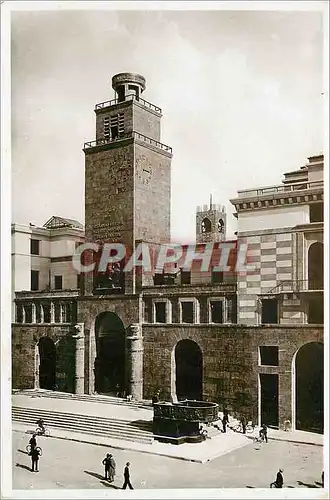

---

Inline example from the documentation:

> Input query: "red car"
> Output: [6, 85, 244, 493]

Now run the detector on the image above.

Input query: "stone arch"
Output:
[37, 336, 56, 390]
[94, 312, 126, 395]
[171, 339, 203, 401]
[292, 341, 323, 433]
[201, 217, 212, 234]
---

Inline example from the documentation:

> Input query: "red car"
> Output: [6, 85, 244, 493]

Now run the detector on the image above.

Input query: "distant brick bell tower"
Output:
[83, 72, 173, 293]
[196, 196, 227, 243]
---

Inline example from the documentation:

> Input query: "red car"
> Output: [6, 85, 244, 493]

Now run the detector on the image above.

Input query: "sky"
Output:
[11, 6, 325, 242]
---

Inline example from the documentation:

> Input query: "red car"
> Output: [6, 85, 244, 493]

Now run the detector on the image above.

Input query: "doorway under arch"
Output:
[174, 339, 203, 401]
[38, 337, 56, 390]
[94, 312, 126, 395]
[294, 342, 323, 433]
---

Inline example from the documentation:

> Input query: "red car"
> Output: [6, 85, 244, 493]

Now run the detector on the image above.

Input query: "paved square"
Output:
[12, 430, 323, 490]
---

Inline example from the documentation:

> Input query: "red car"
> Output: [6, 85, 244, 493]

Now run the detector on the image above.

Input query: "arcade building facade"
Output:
[12, 73, 324, 434]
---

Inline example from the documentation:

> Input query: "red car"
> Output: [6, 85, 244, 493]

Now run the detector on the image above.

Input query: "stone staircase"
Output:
[12, 405, 154, 445]
[12, 389, 152, 410]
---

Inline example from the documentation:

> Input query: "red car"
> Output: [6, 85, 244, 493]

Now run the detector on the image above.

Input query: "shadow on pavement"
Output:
[15, 463, 32, 472]
[84, 470, 105, 481]
[84, 470, 120, 489]
[100, 480, 120, 489]
[17, 449, 29, 455]
[315, 481, 323, 487]
[246, 486, 255, 488]
[297, 481, 320, 488]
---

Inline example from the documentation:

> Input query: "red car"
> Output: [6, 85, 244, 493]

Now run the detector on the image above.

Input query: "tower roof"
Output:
[112, 72, 146, 92]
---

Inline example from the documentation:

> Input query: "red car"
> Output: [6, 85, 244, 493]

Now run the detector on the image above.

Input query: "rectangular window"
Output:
[181, 301, 194, 323]
[210, 301, 223, 323]
[54, 275, 63, 290]
[261, 298, 278, 324]
[30, 239, 40, 255]
[180, 270, 191, 285]
[24, 304, 33, 323]
[43, 303, 51, 323]
[31, 270, 39, 291]
[16, 304, 24, 323]
[310, 203, 323, 223]
[155, 302, 166, 323]
[104, 116, 110, 140]
[212, 269, 224, 283]
[259, 346, 279, 366]
[154, 273, 165, 285]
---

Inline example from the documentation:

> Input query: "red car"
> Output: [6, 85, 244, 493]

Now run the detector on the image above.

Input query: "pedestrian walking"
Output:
[240, 415, 247, 434]
[122, 462, 133, 490]
[30, 447, 41, 472]
[102, 453, 112, 480]
[260, 423, 268, 443]
[109, 454, 116, 482]
[270, 468, 284, 488]
[222, 409, 229, 433]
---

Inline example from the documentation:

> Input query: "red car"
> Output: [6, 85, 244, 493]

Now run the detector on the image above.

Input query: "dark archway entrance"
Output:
[295, 342, 323, 433]
[175, 340, 203, 401]
[94, 312, 126, 395]
[38, 337, 56, 390]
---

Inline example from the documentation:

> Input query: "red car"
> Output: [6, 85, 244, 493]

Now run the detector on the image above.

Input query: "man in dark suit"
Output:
[102, 453, 112, 480]
[31, 447, 41, 472]
[122, 462, 133, 490]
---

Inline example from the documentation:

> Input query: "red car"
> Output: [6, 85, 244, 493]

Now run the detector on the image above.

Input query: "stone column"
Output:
[40, 304, 44, 323]
[32, 303, 37, 324]
[50, 302, 55, 323]
[59, 303, 63, 323]
[22, 304, 26, 324]
[126, 323, 144, 401]
[72, 323, 85, 395]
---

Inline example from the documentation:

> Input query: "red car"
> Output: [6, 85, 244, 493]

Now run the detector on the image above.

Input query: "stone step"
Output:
[12, 406, 154, 445]
[13, 389, 152, 410]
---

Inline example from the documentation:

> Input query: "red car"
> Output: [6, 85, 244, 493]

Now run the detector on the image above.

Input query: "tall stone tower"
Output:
[196, 197, 226, 243]
[83, 73, 172, 293]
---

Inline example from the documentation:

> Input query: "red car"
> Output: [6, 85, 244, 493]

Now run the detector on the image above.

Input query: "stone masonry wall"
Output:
[12, 324, 74, 391]
[142, 323, 323, 428]
[134, 143, 171, 244]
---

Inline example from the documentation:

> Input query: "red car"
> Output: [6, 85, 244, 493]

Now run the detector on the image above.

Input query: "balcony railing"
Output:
[84, 132, 172, 154]
[95, 94, 162, 114]
[237, 180, 323, 199]
[266, 280, 323, 294]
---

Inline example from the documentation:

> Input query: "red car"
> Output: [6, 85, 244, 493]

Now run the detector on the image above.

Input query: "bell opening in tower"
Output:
[117, 85, 125, 103]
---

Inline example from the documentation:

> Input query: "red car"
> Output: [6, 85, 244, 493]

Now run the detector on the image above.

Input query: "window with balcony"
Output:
[259, 346, 279, 366]
[30, 239, 40, 255]
[54, 275, 63, 290]
[31, 270, 39, 291]
[261, 298, 278, 324]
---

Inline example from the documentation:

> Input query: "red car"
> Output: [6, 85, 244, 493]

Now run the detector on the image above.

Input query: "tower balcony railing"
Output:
[95, 94, 162, 114]
[237, 180, 323, 199]
[84, 132, 172, 154]
[264, 280, 323, 295]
